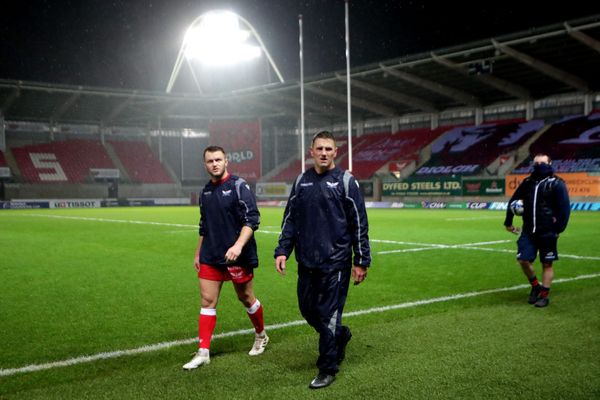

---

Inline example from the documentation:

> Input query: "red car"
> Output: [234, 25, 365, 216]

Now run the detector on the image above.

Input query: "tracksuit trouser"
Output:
[297, 266, 351, 375]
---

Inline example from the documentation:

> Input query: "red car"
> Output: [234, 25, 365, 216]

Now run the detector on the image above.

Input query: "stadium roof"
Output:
[1, 14, 600, 130]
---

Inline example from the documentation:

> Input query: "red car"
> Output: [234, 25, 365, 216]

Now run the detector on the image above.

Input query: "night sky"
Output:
[1, 1, 599, 92]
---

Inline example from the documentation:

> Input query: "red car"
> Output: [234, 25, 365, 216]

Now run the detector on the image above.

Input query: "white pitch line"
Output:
[376, 240, 510, 255]
[4, 214, 494, 248]
[378, 244, 600, 261]
[345, 273, 600, 317]
[370, 238, 447, 247]
[447, 245, 600, 261]
[446, 216, 500, 221]
[13, 213, 198, 228]
[10, 213, 600, 260]
[7, 214, 285, 236]
[2, 272, 600, 377]
[378, 246, 444, 254]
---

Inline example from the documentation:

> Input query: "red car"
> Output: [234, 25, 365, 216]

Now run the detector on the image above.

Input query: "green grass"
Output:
[1, 207, 599, 399]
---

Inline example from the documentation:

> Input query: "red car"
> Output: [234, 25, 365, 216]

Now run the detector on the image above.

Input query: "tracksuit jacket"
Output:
[198, 174, 260, 268]
[274, 166, 371, 270]
[504, 167, 570, 236]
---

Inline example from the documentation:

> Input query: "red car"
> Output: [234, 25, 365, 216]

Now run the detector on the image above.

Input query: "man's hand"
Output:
[224, 243, 243, 263]
[505, 225, 521, 235]
[275, 255, 287, 276]
[193, 249, 201, 272]
[352, 265, 368, 285]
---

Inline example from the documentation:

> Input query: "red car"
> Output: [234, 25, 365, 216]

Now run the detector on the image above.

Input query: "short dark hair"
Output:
[311, 130, 336, 146]
[203, 145, 226, 159]
[533, 153, 552, 163]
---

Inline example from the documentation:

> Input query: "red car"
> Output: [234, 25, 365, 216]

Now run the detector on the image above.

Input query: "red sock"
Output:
[528, 276, 539, 287]
[199, 308, 217, 349]
[246, 299, 265, 334]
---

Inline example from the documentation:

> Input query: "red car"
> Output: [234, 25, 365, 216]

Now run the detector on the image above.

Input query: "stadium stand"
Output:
[11, 139, 116, 183]
[267, 157, 309, 183]
[348, 128, 451, 180]
[513, 112, 600, 173]
[0, 150, 7, 167]
[266, 135, 368, 183]
[108, 139, 174, 184]
[414, 119, 545, 177]
[335, 135, 371, 171]
[268, 127, 452, 181]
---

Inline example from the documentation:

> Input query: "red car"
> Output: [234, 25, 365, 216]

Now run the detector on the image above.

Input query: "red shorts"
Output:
[198, 263, 254, 284]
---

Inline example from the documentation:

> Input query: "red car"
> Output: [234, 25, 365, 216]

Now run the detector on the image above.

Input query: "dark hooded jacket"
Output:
[504, 163, 570, 235]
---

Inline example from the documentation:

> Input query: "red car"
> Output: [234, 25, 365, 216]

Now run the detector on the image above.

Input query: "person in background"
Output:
[504, 153, 570, 308]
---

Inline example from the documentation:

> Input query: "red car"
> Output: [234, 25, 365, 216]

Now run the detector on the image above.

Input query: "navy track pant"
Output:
[297, 267, 351, 375]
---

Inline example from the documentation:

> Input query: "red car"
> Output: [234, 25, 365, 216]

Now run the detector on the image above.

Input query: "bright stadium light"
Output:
[183, 11, 261, 66]
[166, 10, 284, 93]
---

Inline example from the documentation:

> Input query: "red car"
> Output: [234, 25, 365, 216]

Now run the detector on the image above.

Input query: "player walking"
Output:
[183, 146, 268, 369]
[275, 131, 371, 388]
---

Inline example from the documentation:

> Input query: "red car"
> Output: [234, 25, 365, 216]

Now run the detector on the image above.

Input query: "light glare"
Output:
[184, 10, 262, 66]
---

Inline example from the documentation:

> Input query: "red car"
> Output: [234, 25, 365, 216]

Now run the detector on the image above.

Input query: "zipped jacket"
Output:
[199, 174, 260, 267]
[274, 167, 371, 270]
[504, 173, 570, 235]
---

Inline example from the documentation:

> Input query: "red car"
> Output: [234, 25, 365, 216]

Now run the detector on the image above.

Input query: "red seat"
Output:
[11, 139, 115, 183]
[109, 140, 173, 183]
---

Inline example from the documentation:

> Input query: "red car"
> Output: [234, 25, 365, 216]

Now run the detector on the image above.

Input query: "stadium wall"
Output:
[4, 183, 182, 199]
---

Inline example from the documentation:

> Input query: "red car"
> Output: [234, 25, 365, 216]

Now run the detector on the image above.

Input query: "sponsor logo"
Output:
[415, 164, 480, 175]
[221, 190, 232, 196]
[467, 202, 488, 209]
[52, 200, 98, 208]
[326, 181, 339, 189]
[485, 183, 504, 194]
[465, 182, 481, 192]
[227, 266, 245, 279]
[488, 202, 509, 210]
[300, 182, 313, 187]
[1, 201, 46, 209]
[227, 150, 254, 163]
[421, 201, 447, 209]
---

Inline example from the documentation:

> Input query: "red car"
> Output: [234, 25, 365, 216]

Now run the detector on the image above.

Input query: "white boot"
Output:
[248, 333, 269, 356]
[183, 348, 210, 369]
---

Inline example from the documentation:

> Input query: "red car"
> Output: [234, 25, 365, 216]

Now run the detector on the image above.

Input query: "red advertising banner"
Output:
[208, 120, 261, 182]
[505, 173, 600, 197]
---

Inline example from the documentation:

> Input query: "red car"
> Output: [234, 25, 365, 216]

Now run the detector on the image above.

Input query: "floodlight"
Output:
[166, 10, 284, 93]
[183, 11, 261, 66]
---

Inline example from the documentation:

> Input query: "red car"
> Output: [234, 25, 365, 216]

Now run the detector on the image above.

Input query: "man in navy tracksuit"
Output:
[504, 153, 570, 307]
[183, 145, 268, 370]
[275, 131, 371, 389]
